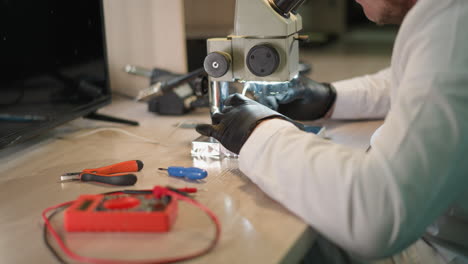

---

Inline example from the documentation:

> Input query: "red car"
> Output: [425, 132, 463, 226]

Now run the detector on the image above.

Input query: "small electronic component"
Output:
[64, 193, 178, 232]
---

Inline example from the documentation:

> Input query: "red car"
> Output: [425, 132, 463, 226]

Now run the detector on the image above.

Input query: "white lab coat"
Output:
[238, 0, 468, 260]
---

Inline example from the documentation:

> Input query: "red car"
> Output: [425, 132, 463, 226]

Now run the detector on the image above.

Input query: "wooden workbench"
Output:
[0, 96, 382, 264]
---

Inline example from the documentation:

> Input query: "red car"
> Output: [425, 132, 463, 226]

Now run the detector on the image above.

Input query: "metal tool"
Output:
[124, 65, 153, 78]
[158, 166, 208, 180]
[135, 67, 207, 102]
[0, 113, 47, 122]
[60, 160, 143, 186]
[125, 65, 209, 115]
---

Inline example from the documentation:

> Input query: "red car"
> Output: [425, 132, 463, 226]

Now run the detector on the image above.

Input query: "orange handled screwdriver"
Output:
[60, 160, 143, 186]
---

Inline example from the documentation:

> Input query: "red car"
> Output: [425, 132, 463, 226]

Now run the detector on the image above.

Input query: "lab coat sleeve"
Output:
[331, 68, 391, 120]
[240, 73, 468, 258]
[239, 2, 468, 258]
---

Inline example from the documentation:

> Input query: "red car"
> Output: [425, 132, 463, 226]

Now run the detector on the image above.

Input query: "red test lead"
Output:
[177, 187, 198, 193]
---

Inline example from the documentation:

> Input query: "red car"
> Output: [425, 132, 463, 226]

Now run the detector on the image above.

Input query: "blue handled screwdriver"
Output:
[158, 166, 208, 180]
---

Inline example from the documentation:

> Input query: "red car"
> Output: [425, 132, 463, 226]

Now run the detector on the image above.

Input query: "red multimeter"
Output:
[64, 193, 178, 232]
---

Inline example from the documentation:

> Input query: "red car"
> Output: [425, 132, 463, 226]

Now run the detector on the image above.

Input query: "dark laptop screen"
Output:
[0, 0, 110, 148]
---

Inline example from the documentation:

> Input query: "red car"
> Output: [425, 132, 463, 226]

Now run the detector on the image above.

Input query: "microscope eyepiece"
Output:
[270, 0, 306, 17]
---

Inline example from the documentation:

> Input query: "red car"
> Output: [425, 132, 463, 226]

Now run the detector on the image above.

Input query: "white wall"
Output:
[103, 0, 187, 97]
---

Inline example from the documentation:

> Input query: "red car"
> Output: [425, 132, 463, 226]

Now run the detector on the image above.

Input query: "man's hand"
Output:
[257, 75, 337, 120]
[196, 94, 304, 154]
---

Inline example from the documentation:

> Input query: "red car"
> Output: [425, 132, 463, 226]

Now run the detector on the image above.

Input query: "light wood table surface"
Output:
[0, 96, 382, 264]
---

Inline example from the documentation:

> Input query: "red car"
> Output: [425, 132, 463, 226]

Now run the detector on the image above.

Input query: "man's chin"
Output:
[364, 11, 402, 25]
[362, 9, 379, 24]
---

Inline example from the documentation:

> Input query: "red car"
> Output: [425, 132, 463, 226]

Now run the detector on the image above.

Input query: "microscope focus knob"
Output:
[204, 52, 231, 78]
[246, 44, 280, 77]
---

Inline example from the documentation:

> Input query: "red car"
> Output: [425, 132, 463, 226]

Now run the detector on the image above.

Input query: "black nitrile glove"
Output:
[196, 94, 304, 154]
[257, 75, 336, 120]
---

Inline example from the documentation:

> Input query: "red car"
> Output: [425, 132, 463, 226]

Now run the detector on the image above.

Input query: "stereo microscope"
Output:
[192, 0, 307, 158]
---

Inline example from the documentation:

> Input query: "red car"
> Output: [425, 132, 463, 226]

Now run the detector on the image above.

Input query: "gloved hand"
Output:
[256, 75, 337, 120]
[196, 94, 304, 154]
